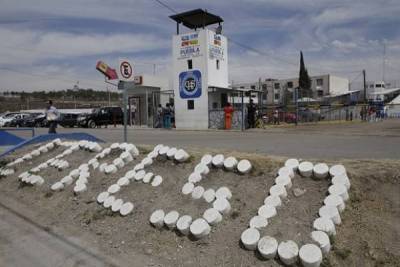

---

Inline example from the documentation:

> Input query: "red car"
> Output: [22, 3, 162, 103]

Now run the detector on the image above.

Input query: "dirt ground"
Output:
[0, 142, 399, 267]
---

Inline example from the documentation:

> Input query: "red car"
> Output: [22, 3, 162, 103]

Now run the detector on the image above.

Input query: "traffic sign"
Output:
[119, 59, 134, 81]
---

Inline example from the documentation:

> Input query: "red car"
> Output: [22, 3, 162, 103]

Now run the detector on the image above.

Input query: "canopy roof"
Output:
[170, 9, 223, 29]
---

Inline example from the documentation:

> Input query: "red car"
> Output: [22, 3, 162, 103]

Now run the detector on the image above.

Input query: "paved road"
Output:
[13, 120, 400, 159]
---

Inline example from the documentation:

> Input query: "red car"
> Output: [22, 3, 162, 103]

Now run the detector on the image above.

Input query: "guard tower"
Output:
[170, 9, 229, 129]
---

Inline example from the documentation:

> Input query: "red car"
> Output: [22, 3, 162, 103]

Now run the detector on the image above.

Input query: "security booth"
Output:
[123, 75, 171, 127]
[170, 9, 232, 130]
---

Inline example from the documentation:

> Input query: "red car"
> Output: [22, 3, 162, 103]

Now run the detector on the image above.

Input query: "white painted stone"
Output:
[120, 202, 134, 216]
[134, 170, 146, 181]
[111, 199, 124, 212]
[166, 147, 177, 159]
[74, 183, 87, 194]
[311, 231, 331, 255]
[191, 186, 205, 199]
[328, 184, 349, 202]
[150, 209, 165, 228]
[113, 158, 125, 169]
[299, 244, 323, 267]
[237, 159, 252, 174]
[97, 192, 110, 204]
[269, 184, 287, 199]
[79, 171, 90, 180]
[70, 169, 80, 178]
[258, 205, 277, 219]
[278, 240, 299, 266]
[174, 149, 189, 162]
[278, 166, 295, 179]
[92, 161, 99, 170]
[125, 170, 136, 180]
[331, 174, 351, 190]
[299, 161, 314, 177]
[120, 151, 133, 163]
[249, 215, 268, 229]
[31, 150, 40, 157]
[329, 164, 346, 177]
[153, 144, 164, 153]
[203, 208, 223, 226]
[212, 154, 225, 167]
[324, 194, 345, 212]
[203, 188, 216, 203]
[164, 210, 180, 229]
[46, 143, 54, 150]
[215, 187, 232, 200]
[133, 163, 144, 172]
[194, 163, 210, 175]
[51, 182, 64, 191]
[313, 217, 336, 236]
[126, 144, 139, 156]
[76, 177, 88, 186]
[223, 156, 238, 171]
[117, 177, 130, 187]
[18, 172, 30, 181]
[142, 157, 153, 167]
[143, 172, 154, 184]
[285, 158, 299, 171]
[190, 218, 211, 239]
[241, 228, 260, 250]
[176, 215, 192, 235]
[22, 154, 32, 161]
[159, 146, 170, 156]
[110, 143, 120, 149]
[201, 154, 213, 166]
[182, 182, 195, 195]
[107, 184, 121, 194]
[99, 163, 107, 173]
[39, 146, 48, 153]
[188, 172, 202, 183]
[258, 236, 278, 259]
[151, 175, 163, 187]
[102, 147, 111, 155]
[103, 195, 115, 208]
[275, 175, 292, 189]
[213, 198, 231, 214]
[319, 205, 341, 225]
[313, 163, 329, 179]
[61, 175, 74, 186]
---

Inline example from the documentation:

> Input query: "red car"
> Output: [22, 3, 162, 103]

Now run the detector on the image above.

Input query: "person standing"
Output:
[45, 100, 59, 134]
[223, 102, 234, 129]
[163, 103, 171, 129]
[156, 104, 163, 128]
[247, 99, 256, 128]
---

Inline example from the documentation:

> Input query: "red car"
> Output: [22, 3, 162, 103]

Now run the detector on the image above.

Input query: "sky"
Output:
[0, 0, 399, 91]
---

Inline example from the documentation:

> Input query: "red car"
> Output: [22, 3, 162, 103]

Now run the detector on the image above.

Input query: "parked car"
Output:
[0, 112, 19, 127]
[77, 106, 123, 128]
[7, 113, 42, 127]
[22, 113, 48, 128]
[59, 113, 79, 128]
[1, 113, 30, 127]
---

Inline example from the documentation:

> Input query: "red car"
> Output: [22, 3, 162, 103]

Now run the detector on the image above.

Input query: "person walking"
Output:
[223, 102, 234, 129]
[156, 104, 163, 128]
[247, 99, 256, 128]
[163, 103, 171, 129]
[45, 100, 59, 134]
[273, 108, 280, 125]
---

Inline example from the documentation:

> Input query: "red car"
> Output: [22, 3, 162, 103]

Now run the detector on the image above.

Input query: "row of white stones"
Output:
[0, 139, 63, 177]
[241, 159, 350, 267]
[17, 140, 97, 186]
[51, 142, 137, 194]
[149, 154, 252, 239]
[96, 144, 189, 217]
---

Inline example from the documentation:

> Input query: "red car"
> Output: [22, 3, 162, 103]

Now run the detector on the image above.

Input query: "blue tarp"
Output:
[0, 130, 25, 146]
[0, 132, 104, 158]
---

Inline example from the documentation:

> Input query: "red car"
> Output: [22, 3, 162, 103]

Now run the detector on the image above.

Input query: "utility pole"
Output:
[382, 43, 386, 83]
[363, 69, 367, 103]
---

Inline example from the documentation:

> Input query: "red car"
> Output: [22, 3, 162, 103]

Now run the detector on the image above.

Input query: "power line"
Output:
[154, 0, 178, 13]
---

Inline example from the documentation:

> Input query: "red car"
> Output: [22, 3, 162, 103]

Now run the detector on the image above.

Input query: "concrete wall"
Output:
[329, 75, 350, 95]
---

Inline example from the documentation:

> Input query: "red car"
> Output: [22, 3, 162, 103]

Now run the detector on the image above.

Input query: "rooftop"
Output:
[169, 9, 223, 30]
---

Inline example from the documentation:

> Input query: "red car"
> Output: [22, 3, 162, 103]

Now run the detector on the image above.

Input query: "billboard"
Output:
[96, 61, 118, 80]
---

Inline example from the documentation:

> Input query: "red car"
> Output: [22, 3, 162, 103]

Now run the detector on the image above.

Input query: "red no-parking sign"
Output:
[119, 59, 134, 81]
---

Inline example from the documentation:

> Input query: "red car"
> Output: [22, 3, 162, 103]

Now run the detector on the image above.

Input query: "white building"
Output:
[170, 9, 229, 129]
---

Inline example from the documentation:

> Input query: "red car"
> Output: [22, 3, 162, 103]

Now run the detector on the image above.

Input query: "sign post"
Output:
[118, 60, 134, 142]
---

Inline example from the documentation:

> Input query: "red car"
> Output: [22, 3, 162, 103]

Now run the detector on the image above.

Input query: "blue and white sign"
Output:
[179, 70, 202, 99]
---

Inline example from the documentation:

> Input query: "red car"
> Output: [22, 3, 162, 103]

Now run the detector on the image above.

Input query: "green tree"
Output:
[299, 51, 311, 98]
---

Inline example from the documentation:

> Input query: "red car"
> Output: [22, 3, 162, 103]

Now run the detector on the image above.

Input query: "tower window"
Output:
[187, 100, 194, 110]
[216, 59, 220, 70]
[187, 59, 193, 70]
